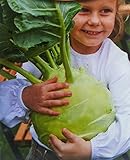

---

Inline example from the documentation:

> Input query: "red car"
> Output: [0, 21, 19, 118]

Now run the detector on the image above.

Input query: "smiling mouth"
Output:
[82, 30, 102, 35]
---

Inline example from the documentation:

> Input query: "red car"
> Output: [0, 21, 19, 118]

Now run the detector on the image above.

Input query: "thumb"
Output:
[62, 128, 78, 143]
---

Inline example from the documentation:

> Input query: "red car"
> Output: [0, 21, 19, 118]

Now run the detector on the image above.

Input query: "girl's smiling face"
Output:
[70, 0, 117, 54]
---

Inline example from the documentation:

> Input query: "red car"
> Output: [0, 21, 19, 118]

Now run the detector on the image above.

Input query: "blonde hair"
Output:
[109, 0, 127, 42]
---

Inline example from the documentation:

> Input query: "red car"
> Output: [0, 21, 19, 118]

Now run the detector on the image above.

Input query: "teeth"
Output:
[84, 30, 100, 35]
[88, 31, 98, 35]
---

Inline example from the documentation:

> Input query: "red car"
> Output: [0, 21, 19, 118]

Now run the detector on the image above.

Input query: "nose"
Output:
[87, 12, 101, 26]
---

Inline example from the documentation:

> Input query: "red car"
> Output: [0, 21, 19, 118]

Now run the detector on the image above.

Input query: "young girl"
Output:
[48, 0, 130, 159]
[0, 0, 130, 159]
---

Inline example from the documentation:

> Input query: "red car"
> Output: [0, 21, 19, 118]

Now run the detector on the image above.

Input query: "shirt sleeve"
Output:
[16, 61, 42, 79]
[0, 79, 31, 128]
[0, 61, 41, 128]
[91, 55, 130, 159]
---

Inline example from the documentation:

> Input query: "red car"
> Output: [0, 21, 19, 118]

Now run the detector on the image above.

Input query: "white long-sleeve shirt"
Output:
[0, 38, 130, 159]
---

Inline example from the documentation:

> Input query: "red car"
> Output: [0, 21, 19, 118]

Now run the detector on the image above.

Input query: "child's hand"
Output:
[49, 128, 92, 160]
[22, 77, 72, 115]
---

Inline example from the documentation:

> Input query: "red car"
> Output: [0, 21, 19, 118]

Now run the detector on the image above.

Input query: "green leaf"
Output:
[25, 41, 58, 58]
[0, 0, 17, 31]
[14, 13, 61, 32]
[13, 28, 60, 49]
[0, 23, 27, 62]
[0, 0, 81, 61]
[8, 0, 81, 52]
[59, 1, 81, 32]
[7, 0, 56, 16]
[0, 4, 3, 23]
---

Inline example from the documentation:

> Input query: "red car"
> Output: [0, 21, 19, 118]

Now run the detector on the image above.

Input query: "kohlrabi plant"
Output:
[0, 0, 115, 146]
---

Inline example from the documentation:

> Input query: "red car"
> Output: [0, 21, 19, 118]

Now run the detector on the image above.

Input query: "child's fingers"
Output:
[43, 77, 58, 85]
[45, 90, 72, 100]
[48, 140, 59, 155]
[49, 134, 64, 151]
[46, 82, 70, 92]
[62, 128, 78, 143]
[43, 77, 70, 91]
[43, 99, 70, 107]
[37, 107, 60, 116]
